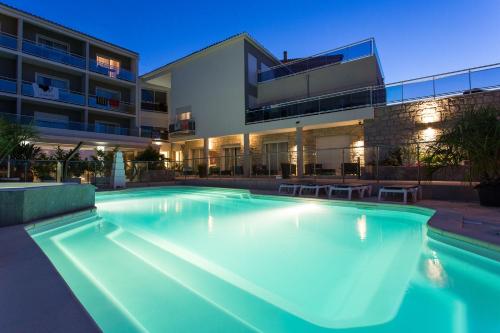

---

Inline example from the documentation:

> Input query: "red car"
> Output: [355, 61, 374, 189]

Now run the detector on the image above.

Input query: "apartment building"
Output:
[142, 33, 384, 176]
[0, 3, 168, 156]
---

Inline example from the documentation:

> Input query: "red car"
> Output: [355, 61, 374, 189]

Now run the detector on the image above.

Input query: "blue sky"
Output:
[4, 0, 500, 82]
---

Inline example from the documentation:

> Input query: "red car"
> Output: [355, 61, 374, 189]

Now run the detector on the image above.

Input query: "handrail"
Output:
[22, 39, 85, 60]
[0, 30, 18, 38]
[259, 38, 375, 73]
[23, 81, 84, 96]
[88, 94, 133, 105]
[258, 38, 375, 82]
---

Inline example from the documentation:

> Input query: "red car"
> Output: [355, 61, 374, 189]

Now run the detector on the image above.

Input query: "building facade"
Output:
[0, 3, 168, 157]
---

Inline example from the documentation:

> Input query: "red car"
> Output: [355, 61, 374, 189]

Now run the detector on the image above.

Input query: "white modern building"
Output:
[141, 33, 384, 176]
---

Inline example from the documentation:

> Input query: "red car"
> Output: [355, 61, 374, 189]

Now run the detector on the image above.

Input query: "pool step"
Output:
[107, 227, 324, 333]
[54, 221, 258, 333]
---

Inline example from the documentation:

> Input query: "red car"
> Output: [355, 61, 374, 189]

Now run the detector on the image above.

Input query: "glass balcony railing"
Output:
[258, 39, 375, 82]
[88, 122, 136, 136]
[0, 111, 138, 137]
[88, 95, 135, 114]
[246, 87, 376, 124]
[22, 82, 85, 105]
[22, 39, 86, 69]
[169, 118, 195, 135]
[0, 76, 17, 94]
[0, 31, 17, 50]
[89, 59, 136, 82]
[247, 62, 500, 124]
[22, 82, 85, 106]
[141, 127, 169, 140]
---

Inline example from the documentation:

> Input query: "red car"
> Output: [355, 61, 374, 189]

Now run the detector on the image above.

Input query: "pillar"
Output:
[16, 18, 23, 119]
[296, 127, 303, 177]
[243, 133, 250, 177]
[203, 137, 209, 166]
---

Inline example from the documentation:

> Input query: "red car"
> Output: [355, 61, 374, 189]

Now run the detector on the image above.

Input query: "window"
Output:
[37, 34, 69, 53]
[96, 87, 121, 101]
[247, 53, 258, 85]
[141, 89, 154, 103]
[141, 89, 167, 112]
[35, 73, 69, 90]
[96, 55, 120, 78]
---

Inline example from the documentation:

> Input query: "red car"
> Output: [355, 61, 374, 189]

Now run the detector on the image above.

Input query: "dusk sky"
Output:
[5, 0, 500, 82]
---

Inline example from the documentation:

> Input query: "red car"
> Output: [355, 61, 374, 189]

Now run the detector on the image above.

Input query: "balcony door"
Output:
[223, 147, 241, 174]
[263, 142, 288, 175]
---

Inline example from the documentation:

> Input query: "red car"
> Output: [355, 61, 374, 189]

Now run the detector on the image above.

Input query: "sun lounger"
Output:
[278, 183, 301, 196]
[378, 185, 420, 204]
[298, 184, 328, 197]
[328, 184, 372, 200]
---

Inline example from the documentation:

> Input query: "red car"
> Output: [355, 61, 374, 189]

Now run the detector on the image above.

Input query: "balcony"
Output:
[89, 59, 135, 82]
[141, 101, 168, 113]
[247, 62, 500, 124]
[22, 82, 85, 106]
[258, 39, 375, 82]
[246, 87, 378, 124]
[141, 127, 168, 140]
[169, 118, 195, 136]
[22, 39, 86, 69]
[0, 111, 138, 137]
[0, 76, 17, 94]
[88, 122, 136, 136]
[88, 95, 135, 114]
[0, 31, 17, 50]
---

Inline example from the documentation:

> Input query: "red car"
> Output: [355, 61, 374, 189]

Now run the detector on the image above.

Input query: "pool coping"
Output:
[0, 211, 101, 333]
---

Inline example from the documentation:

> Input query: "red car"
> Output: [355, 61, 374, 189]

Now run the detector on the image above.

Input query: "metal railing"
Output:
[22, 39, 86, 69]
[89, 59, 136, 82]
[247, 62, 500, 124]
[22, 81, 85, 106]
[0, 75, 17, 94]
[166, 142, 476, 185]
[0, 31, 17, 50]
[88, 95, 135, 114]
[169, 118, 195, 135]
[0, 111, 138, 137]
[258, 38, 375, 82]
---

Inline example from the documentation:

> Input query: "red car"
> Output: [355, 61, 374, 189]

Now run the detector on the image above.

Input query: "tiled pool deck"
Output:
[0, 185, 498, 332]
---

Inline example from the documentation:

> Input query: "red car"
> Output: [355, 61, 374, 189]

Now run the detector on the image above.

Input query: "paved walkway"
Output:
[0, 224, 101, 333]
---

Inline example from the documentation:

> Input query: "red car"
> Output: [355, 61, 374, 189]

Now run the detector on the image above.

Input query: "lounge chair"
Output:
[378, 185, 420, 204]
[298, 184, 329, 197]
[328, 183, 372, 200]
[278, 183, 301, 196]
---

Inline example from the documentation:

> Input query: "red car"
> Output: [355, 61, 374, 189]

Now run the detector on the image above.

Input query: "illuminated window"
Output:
[96, 55, 120, 78]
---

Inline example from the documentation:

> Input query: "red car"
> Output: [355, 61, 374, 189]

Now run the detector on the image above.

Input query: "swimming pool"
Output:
[28, 186, 500, 332]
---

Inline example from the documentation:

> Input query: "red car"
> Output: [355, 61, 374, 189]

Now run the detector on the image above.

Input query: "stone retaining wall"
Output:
[364, 90, 500, 146]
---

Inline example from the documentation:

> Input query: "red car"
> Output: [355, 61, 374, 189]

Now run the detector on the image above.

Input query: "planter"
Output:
[281, 163, 291, 179]
[476, 183, 500, 207]
[197, 164, 208, 178]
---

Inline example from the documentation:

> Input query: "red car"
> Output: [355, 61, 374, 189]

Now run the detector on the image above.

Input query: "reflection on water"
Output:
[425, 251, 448, 287]
[357, 214, 367, 241]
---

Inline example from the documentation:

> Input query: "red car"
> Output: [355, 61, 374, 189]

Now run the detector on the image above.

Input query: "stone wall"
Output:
[364, 90, 500, 146]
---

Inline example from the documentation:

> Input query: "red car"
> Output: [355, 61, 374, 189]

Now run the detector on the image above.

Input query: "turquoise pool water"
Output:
[29, 187, 500, 332]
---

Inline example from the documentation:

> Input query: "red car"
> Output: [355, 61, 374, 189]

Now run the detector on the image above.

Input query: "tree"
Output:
[0, 117, 38, 163]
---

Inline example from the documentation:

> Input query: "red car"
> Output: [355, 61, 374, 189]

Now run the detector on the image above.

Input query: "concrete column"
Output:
[296, 127, 303, 178]
[243, 133, 250, 177]
[16, 18, 23, 119]
[134, 57, 141, 137]
[203, 137, 210, 166]
[84, 42, 89, 130]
